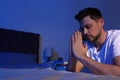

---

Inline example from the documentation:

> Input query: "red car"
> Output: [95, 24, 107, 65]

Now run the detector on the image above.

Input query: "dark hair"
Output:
[75, 7, 103, 22]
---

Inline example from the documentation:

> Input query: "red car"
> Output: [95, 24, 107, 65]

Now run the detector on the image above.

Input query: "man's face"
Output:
[80, 16, 104, 42]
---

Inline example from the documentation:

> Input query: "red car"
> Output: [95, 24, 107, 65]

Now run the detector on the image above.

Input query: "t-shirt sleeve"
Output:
[112, 33, 120, 58]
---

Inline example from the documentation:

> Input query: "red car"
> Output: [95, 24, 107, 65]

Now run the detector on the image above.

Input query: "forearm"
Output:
[66, 57, 77, 72]
[79, 56, 120, 76]
[67, 56, 84, 72]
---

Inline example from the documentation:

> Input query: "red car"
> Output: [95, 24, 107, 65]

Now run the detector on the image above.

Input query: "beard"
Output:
[85, 31, 101, 42]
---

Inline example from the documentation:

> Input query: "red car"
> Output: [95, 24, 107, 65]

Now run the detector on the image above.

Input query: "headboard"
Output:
[0, 28, 41, 66]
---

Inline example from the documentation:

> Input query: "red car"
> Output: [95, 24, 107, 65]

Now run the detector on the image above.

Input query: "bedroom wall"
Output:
[0, 0, 120, 62]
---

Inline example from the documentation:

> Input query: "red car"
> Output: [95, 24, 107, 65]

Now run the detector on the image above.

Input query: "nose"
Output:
[83, 28, 88, 35]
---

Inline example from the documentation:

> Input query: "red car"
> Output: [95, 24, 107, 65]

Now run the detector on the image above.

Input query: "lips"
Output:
[86, 36, 93, 40]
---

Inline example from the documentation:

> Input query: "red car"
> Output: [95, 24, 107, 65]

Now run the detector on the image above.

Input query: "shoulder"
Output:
[107, 30, 120, 57]
[107, 30, 120, 37]
[107, 30, 120, 42]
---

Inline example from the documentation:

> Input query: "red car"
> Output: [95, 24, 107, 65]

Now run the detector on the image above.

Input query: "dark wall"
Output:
[0, 0, 120, 61]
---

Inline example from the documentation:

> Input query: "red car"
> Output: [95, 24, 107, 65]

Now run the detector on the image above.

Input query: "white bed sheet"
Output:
[0, 68, 120, 80]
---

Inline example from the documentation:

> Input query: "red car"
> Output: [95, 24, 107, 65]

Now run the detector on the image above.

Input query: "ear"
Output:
[99, 18, 104, 28]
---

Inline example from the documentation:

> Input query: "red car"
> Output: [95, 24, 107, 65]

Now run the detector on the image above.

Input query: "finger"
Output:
[71, 35, 75, 57]
[70, 36, 73, 52]
[75, 30, 80, 41]
[72, 35, 75, 44]
[77, 31, 83, 43]
[78, 31, 81, 39]
[84, 43, 88, 51]
[73, 31, 83, 44]
[74, 31, 77, 43]
[69, 37, 71, 52]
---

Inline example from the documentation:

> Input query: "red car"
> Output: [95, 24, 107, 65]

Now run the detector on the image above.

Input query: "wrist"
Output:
[78, 52, 89, 62]
[78, 51, 88, 59]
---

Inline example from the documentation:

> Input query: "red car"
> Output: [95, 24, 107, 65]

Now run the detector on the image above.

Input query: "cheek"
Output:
[88, 27, 95, 33]
[89, 27, 99, 36]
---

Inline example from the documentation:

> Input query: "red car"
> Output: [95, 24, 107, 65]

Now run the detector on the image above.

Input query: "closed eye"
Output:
[84, 24, 92, 29]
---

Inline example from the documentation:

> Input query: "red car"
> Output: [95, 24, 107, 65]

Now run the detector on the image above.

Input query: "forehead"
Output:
[80, 16, 95, 27]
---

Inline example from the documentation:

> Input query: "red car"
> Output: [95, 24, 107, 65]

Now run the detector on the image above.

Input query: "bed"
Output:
[0, 28, 41, 68]
[1, 68, 120, 80]
[0, 28, 120, 80]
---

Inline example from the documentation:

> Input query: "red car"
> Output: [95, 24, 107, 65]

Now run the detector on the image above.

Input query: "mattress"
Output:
[1, 68, 120, 80]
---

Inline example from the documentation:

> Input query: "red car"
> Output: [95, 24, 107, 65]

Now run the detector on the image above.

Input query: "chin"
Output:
[88, 40, 93, 42]
[87, 39, 94, 42]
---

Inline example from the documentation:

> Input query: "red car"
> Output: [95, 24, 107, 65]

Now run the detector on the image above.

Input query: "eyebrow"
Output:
[81, 24, 91, 28]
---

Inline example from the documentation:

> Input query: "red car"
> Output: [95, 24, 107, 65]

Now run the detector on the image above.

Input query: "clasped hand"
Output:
[71, 30, 88, 59]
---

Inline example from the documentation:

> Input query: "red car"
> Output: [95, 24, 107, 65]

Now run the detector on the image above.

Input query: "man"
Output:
[67, 7, 120, 76]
